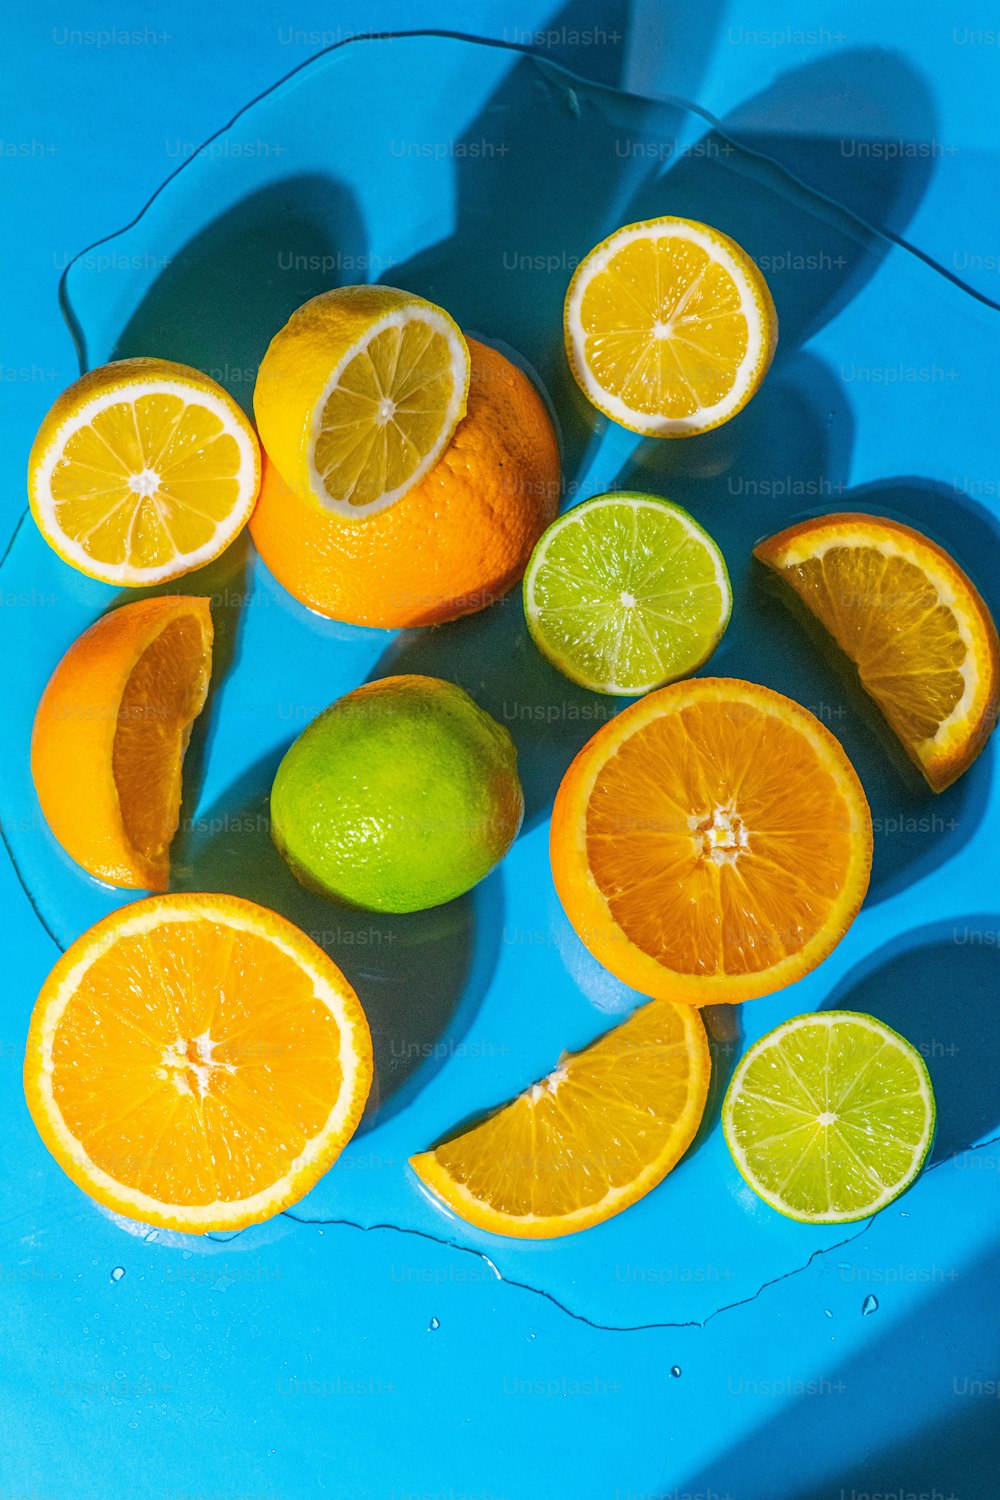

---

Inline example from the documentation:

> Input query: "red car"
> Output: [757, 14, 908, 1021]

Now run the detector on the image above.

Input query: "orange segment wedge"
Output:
[550, 678, 872, 1005]
[32, 595, 213, 890]
[410, 999, 709, 1238]
[24, 894, 373, 1233]
[755, 513, 1000, 791]
[29, 357, 260, 585]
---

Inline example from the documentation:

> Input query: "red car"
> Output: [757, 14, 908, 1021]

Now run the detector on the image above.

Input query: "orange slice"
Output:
[32, 595, 213, 890]
[29, 357, 261, 586]
[410, 999, 709, 1238]
[755, 513, 1000, 791]
[24, 894, 373, 1234]
[550, 678, 872, 1005]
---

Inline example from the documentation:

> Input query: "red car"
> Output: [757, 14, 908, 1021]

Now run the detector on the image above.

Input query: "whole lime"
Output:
[270, 675, 524, 913]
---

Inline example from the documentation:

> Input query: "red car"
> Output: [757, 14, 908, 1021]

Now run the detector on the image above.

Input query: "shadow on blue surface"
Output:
[675, 1239, 1000, 1500]
[823, 918, 1000, 1163]
[171, 748, 503, 1128]
[106, 175, 367, 415]
[723, 48, 939, 250]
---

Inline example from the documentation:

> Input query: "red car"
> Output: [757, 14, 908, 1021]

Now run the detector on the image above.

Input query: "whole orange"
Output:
[249, 338, 560, 627]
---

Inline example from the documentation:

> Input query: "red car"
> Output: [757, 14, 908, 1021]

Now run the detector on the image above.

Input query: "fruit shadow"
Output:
[108, 174, 368, 415]
[366, 593, 632, 834]
[381, 27, 698, 508]
[672, 1244, 1000, 1500]
[821, 917, 1000, 1164]
[605, 78, 994, 902]
[171, 747, 503, 1128]
[371, 45, 945, 844]
[621, 359, 998, 903]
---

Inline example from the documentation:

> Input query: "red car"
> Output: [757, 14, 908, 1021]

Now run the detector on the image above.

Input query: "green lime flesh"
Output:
[523, 491, 731, 695]
[270, 675, 524, 913]
[722, 1011, 936, 1224]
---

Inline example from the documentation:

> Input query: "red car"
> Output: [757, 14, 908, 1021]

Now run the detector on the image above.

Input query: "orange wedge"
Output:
[24, 893, 373, 1234]
[32, 595, 213, 890]
[410, 999, 709, 1238]
[550, 678, 872, 1005]
[755, 513, 1000, 791]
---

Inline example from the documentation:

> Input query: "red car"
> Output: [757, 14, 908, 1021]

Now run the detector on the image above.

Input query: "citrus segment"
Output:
[250, 339, 559, 626]
[253, 285, 470, 519]
[24, 894, 373, 1233]
[29, 357, 260, 584]
[755, 513, 1000, 791]
[722, 1011, 935, 1222]
[564, 217, 777, 437]
[550, 678, 872, 1004]
[32, 595, 214, 890]
[410, 998, 709, 1237]
[523, 492, 731, 694]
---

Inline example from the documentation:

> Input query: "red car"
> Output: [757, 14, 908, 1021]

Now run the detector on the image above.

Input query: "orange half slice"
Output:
[550, 678, 872, 1004]
[24, 894, 373, 1233]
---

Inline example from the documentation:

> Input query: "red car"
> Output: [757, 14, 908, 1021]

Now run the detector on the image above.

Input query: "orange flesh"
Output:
[585, 700, 855, 977]
[774, 548, 966, 745]
[51, 920, 344, 1205]
[425, 999, 707, 1218]
[112, 615, 211, 871]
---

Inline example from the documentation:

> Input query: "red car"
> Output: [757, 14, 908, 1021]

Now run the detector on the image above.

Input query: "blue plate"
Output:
[3, 34, 999, 1497]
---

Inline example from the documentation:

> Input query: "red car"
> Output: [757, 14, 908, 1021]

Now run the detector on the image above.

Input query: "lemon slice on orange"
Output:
[756, 513, 1000, 791]
[253, 285, 470, 519]
[29, 357, 260, 585]
[410, 999, 709, 1238]
[564, 216, 777, 437]
[24, 893, 373, 1234]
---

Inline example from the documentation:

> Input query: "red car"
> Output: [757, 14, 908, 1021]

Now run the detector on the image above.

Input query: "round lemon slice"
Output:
[253, 285, 470, 519]
[564, 216, 777, 437]
[28, 357, 261, 586]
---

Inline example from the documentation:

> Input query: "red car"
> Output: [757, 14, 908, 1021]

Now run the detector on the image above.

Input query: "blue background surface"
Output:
[3, 6, 1000, 1499]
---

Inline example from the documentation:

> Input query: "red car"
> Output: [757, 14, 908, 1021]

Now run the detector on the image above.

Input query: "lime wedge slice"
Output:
[523, 492, 731, 695]
[722, 1011, 936, 1223]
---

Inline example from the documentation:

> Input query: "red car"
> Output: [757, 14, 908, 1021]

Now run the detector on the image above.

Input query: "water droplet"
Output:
[670, 1365, 682, 1378]
[143, 1229, 159, 1243]
[428, 1317, 440, 1331]
[152, 1341, 171, 1360]
[824, 1309, 833, 1319]
[862, 1294, 879, 1316]
[110, 1266, 125, 1283]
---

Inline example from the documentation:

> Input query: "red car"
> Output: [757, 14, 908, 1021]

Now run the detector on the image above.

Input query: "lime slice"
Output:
[722, 1011, 936, 1223]
[523, 492, 731, 695]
